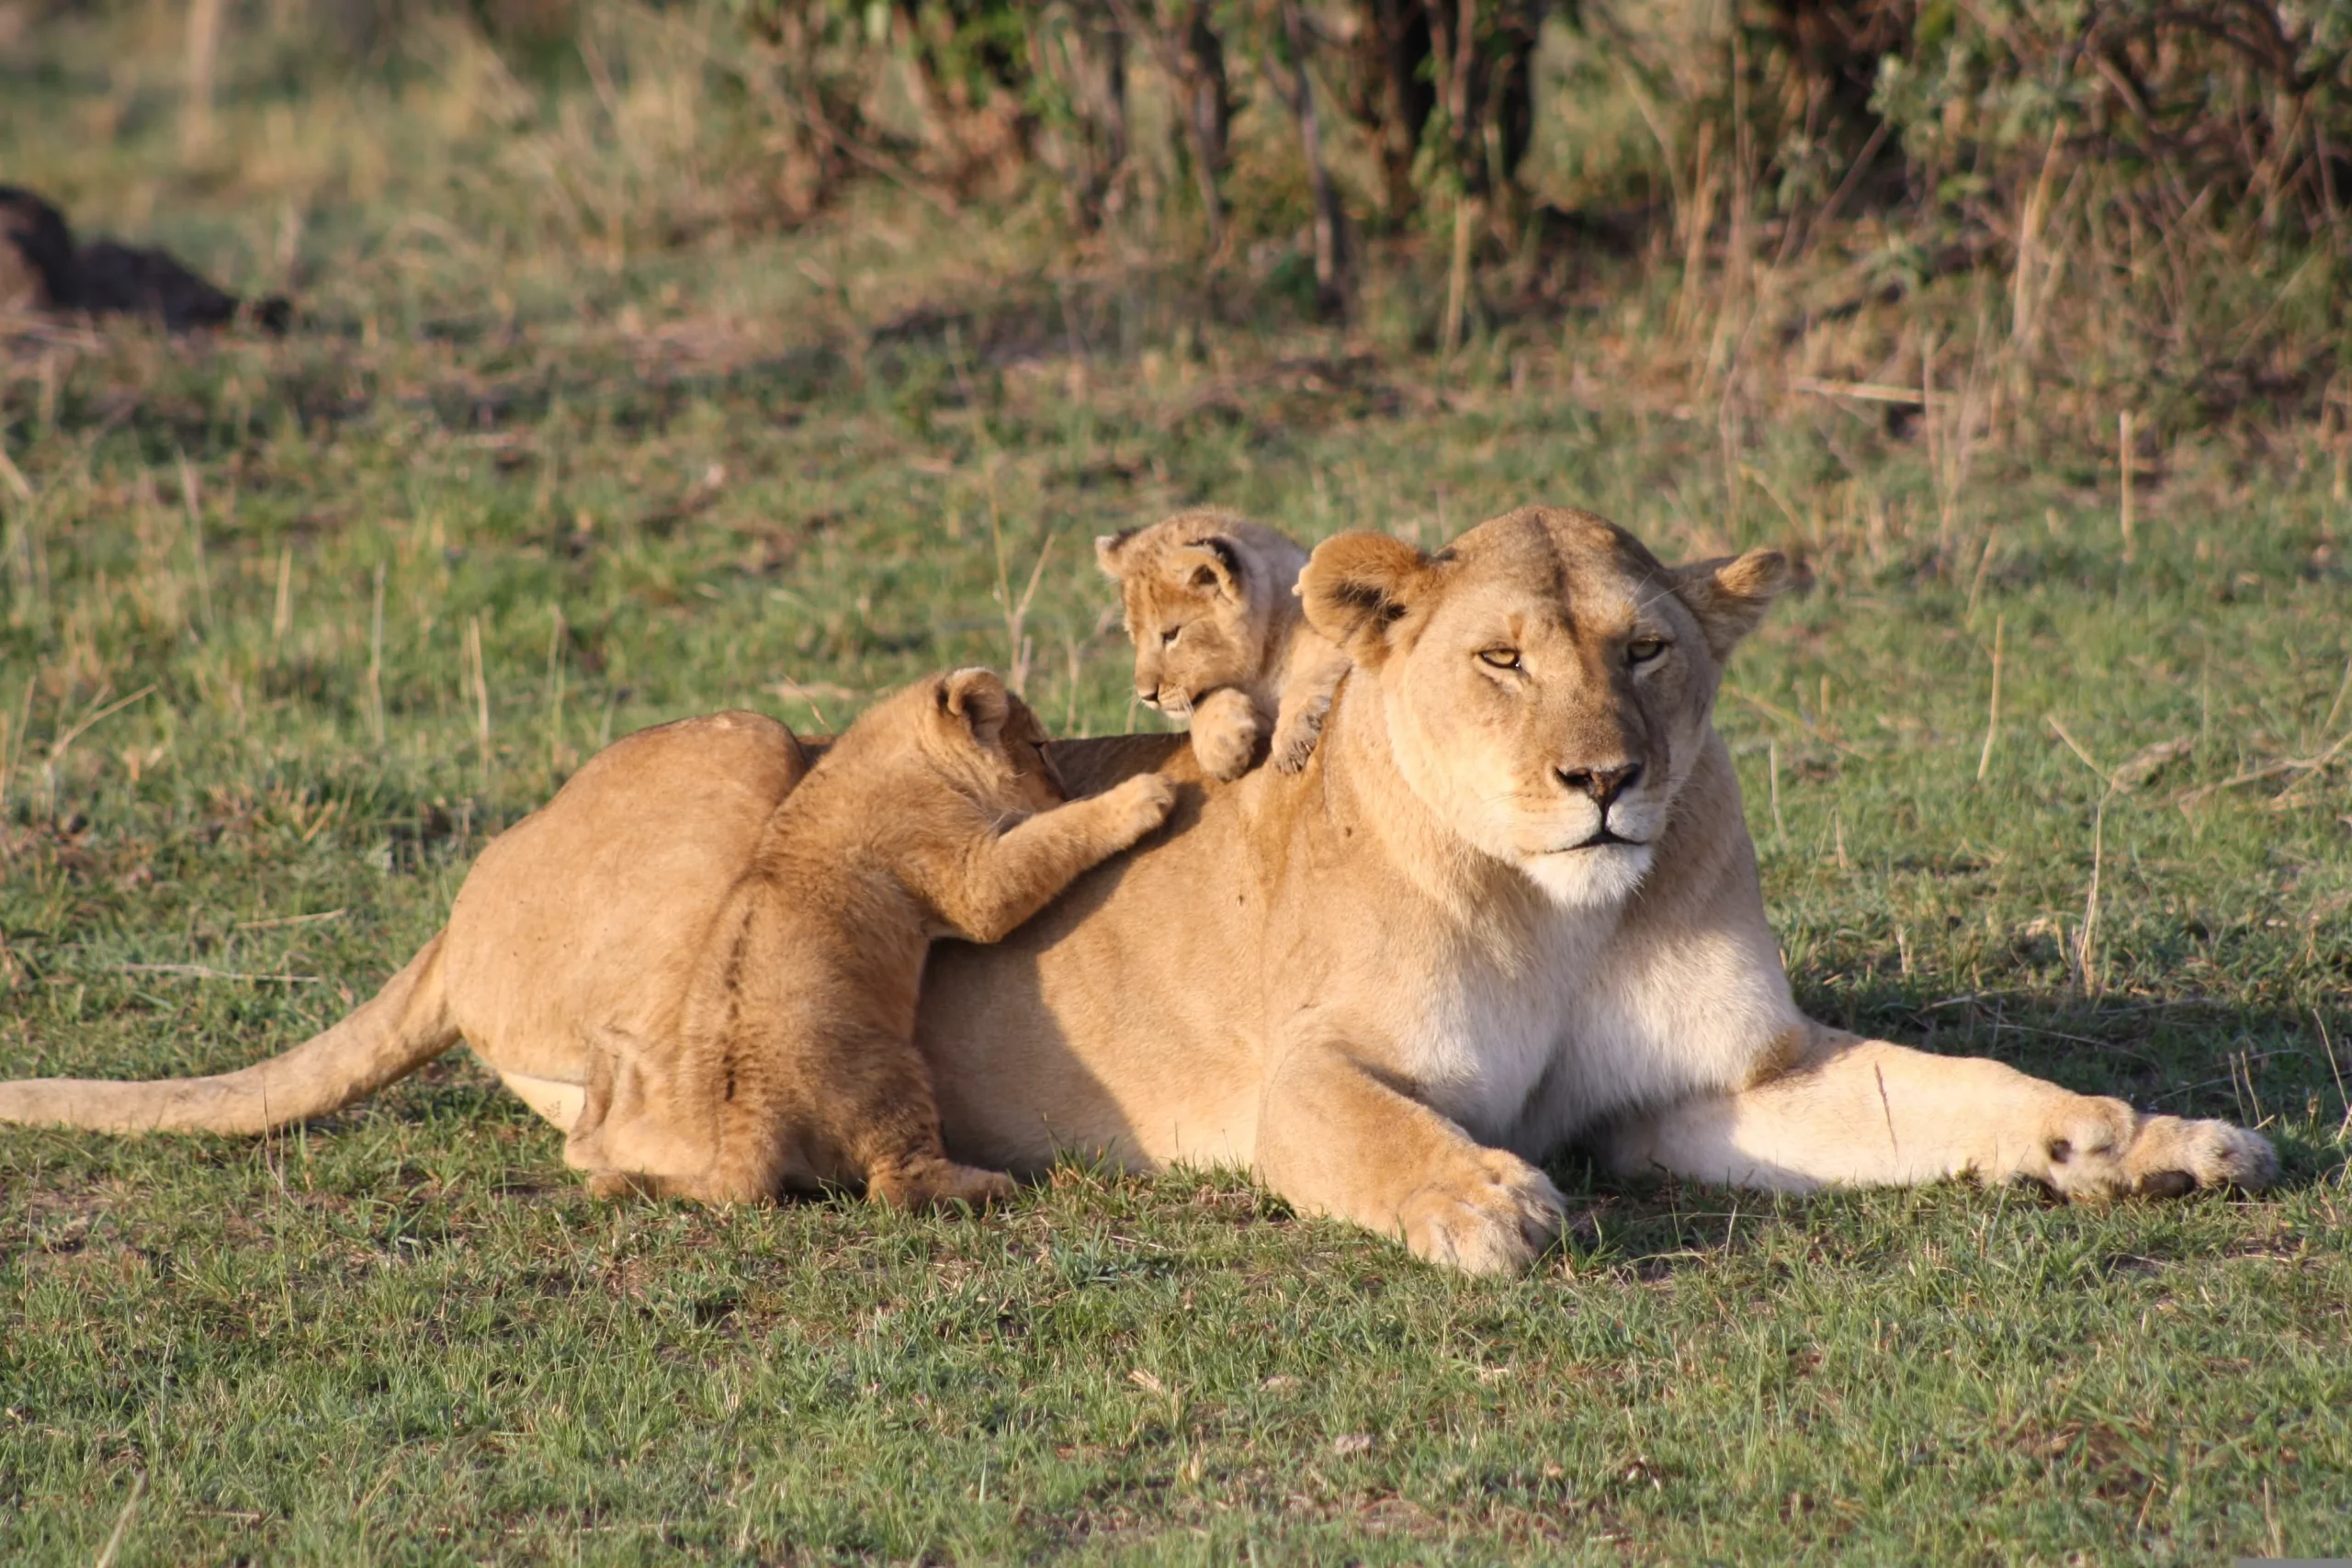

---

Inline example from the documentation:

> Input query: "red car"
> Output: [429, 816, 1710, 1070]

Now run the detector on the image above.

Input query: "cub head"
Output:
[1096, 510, 1308, 718]
[1299, 506, 1789, 908]
[922, 667, 1065, 815]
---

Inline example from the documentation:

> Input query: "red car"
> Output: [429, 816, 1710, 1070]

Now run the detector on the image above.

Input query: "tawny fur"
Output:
[566, 668, 1174, 1208]
[0, 507, 2276, 1275]
[1095, 510, 1351, 780]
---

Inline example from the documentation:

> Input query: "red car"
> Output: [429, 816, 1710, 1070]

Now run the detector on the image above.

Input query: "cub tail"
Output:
[0, 932, 459, 1134]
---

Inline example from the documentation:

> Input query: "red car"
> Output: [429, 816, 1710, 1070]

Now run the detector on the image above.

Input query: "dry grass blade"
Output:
[92, 1471, 144, 1568]
[2109, 736, 2193, 793]
[1791, 377, 1925, 407]
[119, 964, 323, 984]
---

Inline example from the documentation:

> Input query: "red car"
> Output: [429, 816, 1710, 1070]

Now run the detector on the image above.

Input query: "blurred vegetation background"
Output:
[10, 0, 2352, 452]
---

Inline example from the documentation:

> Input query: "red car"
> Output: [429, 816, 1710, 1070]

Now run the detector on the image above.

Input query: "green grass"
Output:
[5, 6, 2351, 1562]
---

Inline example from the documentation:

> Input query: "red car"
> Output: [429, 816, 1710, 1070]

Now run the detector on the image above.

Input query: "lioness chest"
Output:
[1372, 906, 1731, 1157]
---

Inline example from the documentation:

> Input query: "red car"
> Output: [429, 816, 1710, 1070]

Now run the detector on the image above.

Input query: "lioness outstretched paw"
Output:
[1189, 689, 1262, 782]
[2118, 1114, 2277, 1196]
[869, 1159, 1018, 1211]
[1396, 1149, 1565, 1275]
[2037, 1098, 2277, 1200]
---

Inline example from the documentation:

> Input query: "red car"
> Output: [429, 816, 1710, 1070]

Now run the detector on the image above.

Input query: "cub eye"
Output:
[1626, 637, 1668, 665]
[1476, 648, 1521, 671]
[1161, 626, 1182, 646]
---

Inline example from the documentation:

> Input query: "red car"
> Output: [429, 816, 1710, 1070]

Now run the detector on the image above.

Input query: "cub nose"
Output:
[1556, 761, 1643, 807]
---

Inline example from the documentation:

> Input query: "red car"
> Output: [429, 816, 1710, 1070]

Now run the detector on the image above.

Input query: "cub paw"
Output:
[584, 1169, 654, 1201]
[1104, 773, 1178, 844]
[1270, 707, 1329, 774]
[1396, 1149, 1565, 1276]
[1189, 689, 1262, 782]
[871, 1159, 1018, 1211]
[2039, 1097, 2278, 1200]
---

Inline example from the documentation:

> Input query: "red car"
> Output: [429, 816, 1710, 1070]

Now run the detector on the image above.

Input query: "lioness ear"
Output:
[1176, 536, 1244, 599]
[1094, 529, 1138, 579]
[1671, 548, 1792, 660]
[940, 667, 1012, 747]
[1298, 532, 1434, 666]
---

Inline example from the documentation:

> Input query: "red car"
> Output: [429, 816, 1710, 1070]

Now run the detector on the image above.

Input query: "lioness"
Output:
[572, 667, 1176, 1209]
[0, 506, 2275, 1274]
[1096, 510, 1351, 779]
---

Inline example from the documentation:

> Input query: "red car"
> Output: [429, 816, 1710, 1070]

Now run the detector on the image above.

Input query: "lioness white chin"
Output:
[0, 505, 2276, 1274]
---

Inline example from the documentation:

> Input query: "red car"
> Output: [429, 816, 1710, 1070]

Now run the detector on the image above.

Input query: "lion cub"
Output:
[607, 669, 1174, 1209]
[1096, 510, 1350, 780]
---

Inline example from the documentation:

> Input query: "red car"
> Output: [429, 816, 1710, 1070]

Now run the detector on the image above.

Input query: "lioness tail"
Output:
[0, 932, 458, 1134]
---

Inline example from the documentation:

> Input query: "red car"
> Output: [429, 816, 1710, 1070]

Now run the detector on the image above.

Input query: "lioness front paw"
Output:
[2120, 1114, 2277, 1196]
[1397, 1149, 1566, 1276]
[1189, 689, 1262, 782]
[1102, 773, 1178, 845]
[2038, 1097, 2278, 1200]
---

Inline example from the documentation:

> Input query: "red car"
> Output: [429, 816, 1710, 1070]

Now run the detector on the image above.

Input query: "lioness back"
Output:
[1094, 510, 1348, 780]
[567, 669, 1175, 1210]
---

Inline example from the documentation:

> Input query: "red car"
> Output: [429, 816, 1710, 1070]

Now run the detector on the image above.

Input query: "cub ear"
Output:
[1175, 536, 1244, 599]
[1298, 532, 1435, 666]
[1094, 529, 1139, 579]
[939, 667, 1012, 747]
[1670, 548, 1792, 660]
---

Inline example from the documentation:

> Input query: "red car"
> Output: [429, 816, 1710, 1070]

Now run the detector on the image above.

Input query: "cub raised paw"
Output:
[1189, 687, 1263, 782]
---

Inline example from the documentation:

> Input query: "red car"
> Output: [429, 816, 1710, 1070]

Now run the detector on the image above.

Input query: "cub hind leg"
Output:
[819, 1021, 1015, 1209]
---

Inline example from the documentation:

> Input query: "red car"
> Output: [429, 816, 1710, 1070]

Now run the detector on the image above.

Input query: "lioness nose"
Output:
[1557, 761, 1643, 807]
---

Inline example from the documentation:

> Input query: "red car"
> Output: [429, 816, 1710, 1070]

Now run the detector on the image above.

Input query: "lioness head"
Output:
[919, 667, 1065, 814]
[1299, 505, 1789, 908]
[1095, 511, 1309, 718]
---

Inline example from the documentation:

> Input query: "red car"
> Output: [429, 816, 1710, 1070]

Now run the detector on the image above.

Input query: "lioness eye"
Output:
[1476, 648, 1521, 671]
[1161, 626, 1182, 646]
[1627, 637, 1667, 665]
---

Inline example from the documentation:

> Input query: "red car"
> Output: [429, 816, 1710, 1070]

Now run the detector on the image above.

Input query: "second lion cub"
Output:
[1096, 510, 1350, 780]
[571, 668, 1174, 1209]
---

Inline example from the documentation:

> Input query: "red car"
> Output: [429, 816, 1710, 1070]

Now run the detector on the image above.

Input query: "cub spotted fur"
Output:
[1096, 510, 1351, 780]
[569, 668, 1175, 1208]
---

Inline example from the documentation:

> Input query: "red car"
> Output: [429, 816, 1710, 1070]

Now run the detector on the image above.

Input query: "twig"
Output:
[2045, 714, 2116, 792]
[271, 545, 293, 642]
[119, 964, 323, 984]
[2325, 642, 2352, 735]
[1965, 529, 1999, 620]
[2077, 792, 2106, 994]
[1792, 376, 1925, 407]
[235, 908, 345, 930]
[1442, 193, 1478, 358]
[1976, 615, 2005, 782]
[176, 453, 213, 628]
[44, 685, 158, 805]
[93, 1471, 145, 1568]
[467, 615, 491, 773]
[366, 564, 386, 745]
[2119, 411, 2137, 561]
[2312, 1008, 2349, 1137]
[1727, 685, 1863, 757]
[2174, 728, 2352, 807]
[0, 441, 32, 504]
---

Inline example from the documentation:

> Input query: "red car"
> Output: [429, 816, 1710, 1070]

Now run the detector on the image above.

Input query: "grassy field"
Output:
[5, 6, 2351, 1563]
